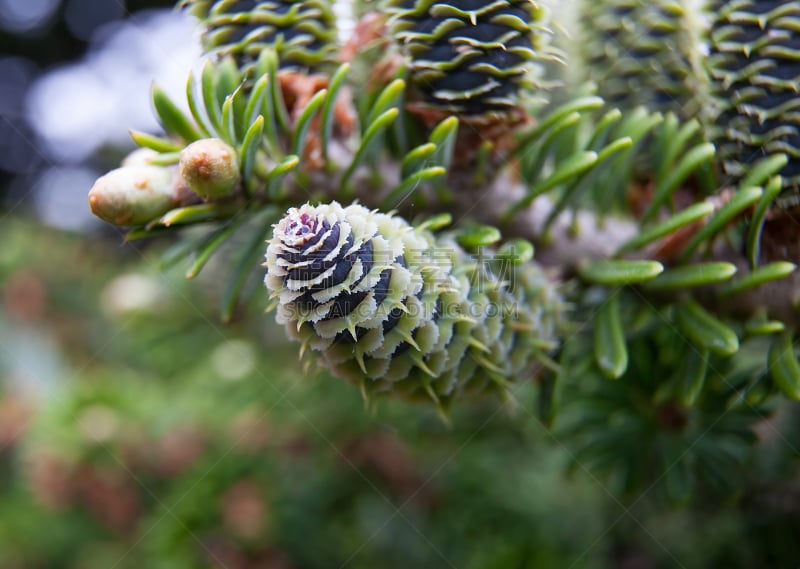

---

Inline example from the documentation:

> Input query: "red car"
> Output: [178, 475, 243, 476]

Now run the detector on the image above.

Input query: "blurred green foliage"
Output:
[1, 218, 799, 568]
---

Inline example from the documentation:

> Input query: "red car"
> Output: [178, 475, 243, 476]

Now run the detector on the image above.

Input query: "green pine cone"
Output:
[265, 202, 563, 406]
[388, 0, 551, 115]
[181, 0, 338, 74]
[580, 0, 708, 118]
[708, 0, 800, 189]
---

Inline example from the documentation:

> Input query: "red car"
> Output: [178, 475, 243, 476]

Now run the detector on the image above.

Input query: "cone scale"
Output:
[388, 0, 549, 114]
[709, 0, 800, 190]
[580, 0, 708, 118]
[181, 0, 338, 74]
[265, 202, 562, 407]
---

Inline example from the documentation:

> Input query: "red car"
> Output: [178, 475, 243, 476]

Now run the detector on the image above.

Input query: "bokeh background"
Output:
[1, 1, 800, 568]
